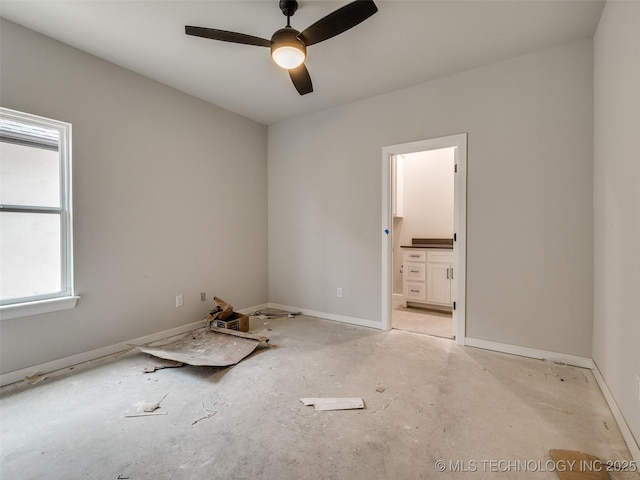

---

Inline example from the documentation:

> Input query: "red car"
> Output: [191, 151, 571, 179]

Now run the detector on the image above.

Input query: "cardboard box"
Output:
[212, 312, 249, 332]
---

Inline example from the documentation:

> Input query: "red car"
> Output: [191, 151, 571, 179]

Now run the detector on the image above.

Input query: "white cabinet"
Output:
[402, 248, 453, 308]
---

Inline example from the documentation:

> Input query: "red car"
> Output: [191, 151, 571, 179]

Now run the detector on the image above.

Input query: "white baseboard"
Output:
[0, 303, 268, 387]
[464, 337, 595, 369]
[591, 363, 640, 464]
[267, 302, 384, 330]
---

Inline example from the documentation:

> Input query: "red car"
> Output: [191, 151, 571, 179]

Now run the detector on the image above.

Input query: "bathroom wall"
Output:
[392, 148, 455, 294]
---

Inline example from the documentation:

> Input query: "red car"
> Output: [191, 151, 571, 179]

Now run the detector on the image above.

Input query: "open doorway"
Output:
[381, 134, 467, 345]
[392, 148, 455, 338]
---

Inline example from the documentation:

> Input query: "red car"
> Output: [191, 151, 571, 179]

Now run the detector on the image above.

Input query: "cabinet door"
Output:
[426, 263, 452, 306]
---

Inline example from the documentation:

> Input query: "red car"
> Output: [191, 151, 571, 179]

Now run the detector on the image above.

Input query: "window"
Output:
[0, 107, 78, 319]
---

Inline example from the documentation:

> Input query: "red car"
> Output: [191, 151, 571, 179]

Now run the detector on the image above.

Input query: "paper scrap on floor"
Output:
[300, 397, 365, 411]
[133, 327, 269, 367]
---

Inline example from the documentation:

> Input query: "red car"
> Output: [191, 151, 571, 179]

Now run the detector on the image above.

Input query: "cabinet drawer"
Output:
[404, 262, 426, 281]
[404, 282, 426, 302]
[427, 250, 453, 263]
[403, 250, 426, 263]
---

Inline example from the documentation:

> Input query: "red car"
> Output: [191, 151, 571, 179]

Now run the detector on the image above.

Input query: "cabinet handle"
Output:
[410, 270, 419, 273]
[410, 289, 420, 293]
[446, 268, 449, 279]
[410, 254, 419, 258]
[450, 268, 453, 279]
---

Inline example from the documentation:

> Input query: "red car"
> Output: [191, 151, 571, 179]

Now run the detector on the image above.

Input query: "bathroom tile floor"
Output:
[392, 295, 453, 339]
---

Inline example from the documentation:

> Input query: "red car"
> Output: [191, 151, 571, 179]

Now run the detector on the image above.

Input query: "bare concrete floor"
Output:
[1, 315, 638, 480]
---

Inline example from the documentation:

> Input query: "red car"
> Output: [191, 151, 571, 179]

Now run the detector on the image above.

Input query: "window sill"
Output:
[0, 296, 80, 320]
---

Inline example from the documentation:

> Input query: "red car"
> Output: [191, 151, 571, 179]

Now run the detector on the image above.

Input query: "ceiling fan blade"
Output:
[289, 64, 313, 95]
[185, 26, 271, 47]
[298, 0, 378, 47]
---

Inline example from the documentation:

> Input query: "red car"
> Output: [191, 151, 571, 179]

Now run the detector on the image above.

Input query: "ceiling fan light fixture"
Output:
[272, 46, 305, 69]
[270, 28, 306, 69]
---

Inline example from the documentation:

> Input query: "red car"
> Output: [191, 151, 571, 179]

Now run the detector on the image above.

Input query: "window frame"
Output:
[0, 107, 78, 319]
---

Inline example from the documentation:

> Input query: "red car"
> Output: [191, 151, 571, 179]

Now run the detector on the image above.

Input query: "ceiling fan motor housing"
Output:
[270, 27, 307, 68]
[279, 0, 299, 18]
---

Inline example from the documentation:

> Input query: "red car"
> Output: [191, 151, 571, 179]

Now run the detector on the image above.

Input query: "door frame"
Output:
[381, 133, 467, 345]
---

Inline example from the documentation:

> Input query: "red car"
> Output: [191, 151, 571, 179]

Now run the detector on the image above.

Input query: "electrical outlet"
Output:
[337, 288, 343, 298]
[175, 295, 183, 307]
[200, 292, 206, 302]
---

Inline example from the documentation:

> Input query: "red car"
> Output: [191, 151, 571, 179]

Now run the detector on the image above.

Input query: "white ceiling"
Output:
[0, 1, 605, 125]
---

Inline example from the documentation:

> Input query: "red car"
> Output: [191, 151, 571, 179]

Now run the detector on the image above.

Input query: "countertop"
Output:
[400, 238, 453, 249]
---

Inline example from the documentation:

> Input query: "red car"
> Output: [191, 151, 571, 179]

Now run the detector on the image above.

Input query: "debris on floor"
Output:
[253, 308, 301, 320]
[143, 359, 184, 373]
[208, 296, 233, 321]
[549, 449, 610, 480]
[124, 393, 169, 418]
[375, 386, 386, 393]
[143, 393, 168, 412]
[204, 296, 249, 332]
[124, 411, 168, 418]
[300, 397, 365, 411]
[191, 403, 217, 425]
[24, 373, 48, 385]
[133, 327, 269, 367]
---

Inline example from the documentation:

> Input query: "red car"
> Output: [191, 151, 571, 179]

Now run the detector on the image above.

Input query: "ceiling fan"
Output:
[185, 0, 378, 95]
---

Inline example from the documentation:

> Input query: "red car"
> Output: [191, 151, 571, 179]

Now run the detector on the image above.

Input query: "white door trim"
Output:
[381, 133, 467, 345]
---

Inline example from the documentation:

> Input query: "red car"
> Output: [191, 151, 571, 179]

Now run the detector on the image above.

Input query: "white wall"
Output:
[0, 18, 601, 376]
[269, 38, 594, 356]
[593, 1, 640, 449]
[0, 20, 268, 374]
[392, 148, 454, 294]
